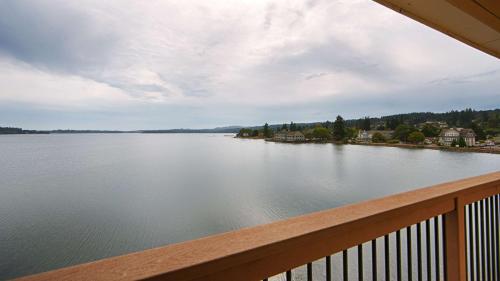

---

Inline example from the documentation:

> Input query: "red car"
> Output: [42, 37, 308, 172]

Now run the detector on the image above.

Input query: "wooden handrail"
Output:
[17, 171, 500, 281]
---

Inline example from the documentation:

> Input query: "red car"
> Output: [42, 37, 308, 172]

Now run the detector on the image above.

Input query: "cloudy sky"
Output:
[0, 0, 499, 130]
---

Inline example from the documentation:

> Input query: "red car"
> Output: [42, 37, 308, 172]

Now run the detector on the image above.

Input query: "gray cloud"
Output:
[0, 0, 119, 73]
[0, 0, 499, 130]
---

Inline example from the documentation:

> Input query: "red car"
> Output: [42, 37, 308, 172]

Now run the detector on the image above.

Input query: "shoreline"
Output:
[350, 142, 500, 154]
[236, 136, 500, 154]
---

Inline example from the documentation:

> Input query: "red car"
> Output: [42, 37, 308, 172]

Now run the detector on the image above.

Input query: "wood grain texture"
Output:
[373, 0, 500, 59]
[16, 171, 500, 281]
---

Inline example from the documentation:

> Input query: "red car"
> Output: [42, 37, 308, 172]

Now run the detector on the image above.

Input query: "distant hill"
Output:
[2, 108, 498, 134]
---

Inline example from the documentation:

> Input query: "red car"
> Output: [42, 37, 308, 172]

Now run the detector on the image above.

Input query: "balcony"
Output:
[17, 171, 500, 281]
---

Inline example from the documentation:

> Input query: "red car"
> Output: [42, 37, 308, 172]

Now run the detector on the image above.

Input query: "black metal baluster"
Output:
[475, 202, 480, 281]
[397, 230, 402, 281]
[358, 244, 363, 281]
[481, 200, 486, 281]
[372, 239, 377, 281]
[344, 249, 349, 281]
[326, 255, 332, 281]
[407, 226, 413, 281]
[468, 204, 474, 281]
[486, 198, 491, 281]
[491, 196, 496, 281]
[434, 216, 441, 281]
[383, 235, 388, 281]
[418, 223, 423, 281]
[496, 195, 500, 281]
[442, 216, 447, 281]
[491, 197, 495, 281]
[307, 262, 312, 281]
[426, 219, 431, 281]
[479, 200, 486, 281]
[286, 270, 292, 281]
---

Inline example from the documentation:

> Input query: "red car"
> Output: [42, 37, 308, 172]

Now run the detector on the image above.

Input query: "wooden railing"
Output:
[17, 171, 500, 281]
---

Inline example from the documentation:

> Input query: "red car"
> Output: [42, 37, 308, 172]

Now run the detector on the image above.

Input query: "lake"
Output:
[0, 133, 499, 280]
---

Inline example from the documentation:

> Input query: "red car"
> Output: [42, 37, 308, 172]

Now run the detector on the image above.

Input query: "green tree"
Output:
[281, 123, 288, 131]
[312, 127, 331, 140]
[332, 115, 346, 141]
[344, 127, 357, 139]
[371, 132, 386, 143]
[458, 137, 467, 147]
[237, 128, 252, 137]
[263, 123, 271, 138]
[471, 122, 486, 140]
[385, 117, 401, 130]
[251, 130, 259, 137]
[421, 124, 440, 137]
[358, 117, 371, 130]
[393, 124, 417, 142]
[407, 131, 425, 144]
[290, 122, 297, 131]
[451, 139, 458, 147]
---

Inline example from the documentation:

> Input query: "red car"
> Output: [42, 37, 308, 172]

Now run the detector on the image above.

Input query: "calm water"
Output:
[0, 134, 499, 279]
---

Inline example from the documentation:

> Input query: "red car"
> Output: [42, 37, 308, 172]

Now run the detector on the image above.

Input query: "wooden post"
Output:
[445, 197, 466, 281]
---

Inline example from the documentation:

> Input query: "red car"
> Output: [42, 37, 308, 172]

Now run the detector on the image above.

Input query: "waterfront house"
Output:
[439, 128, 476, 146]
[274, 131, 305, 142]
[357, 130, 394, 142]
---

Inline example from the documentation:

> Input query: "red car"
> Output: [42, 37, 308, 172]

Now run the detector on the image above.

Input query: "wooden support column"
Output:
[444, 197, 466, 281]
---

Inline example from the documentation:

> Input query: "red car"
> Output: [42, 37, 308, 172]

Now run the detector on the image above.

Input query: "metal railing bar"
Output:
[418, 222, 423, 281]
[326, 255, 332, 281]
[407, 226, 413, 281]
[495, 195, 500, 281]
[307, 262, 312, 281]
[481, 200, 486, 281]
[468, 204, 474, 281]
[383, 236, 388, 281]
[442, 215, 447, 281]
[358, 244, 363, 281]
[434, 216, 441, 281]
[475, 201, 480, 281]
[286, 270, 292, 281]
[486, 198, 491, 281]
[344, 249, 349, 281]
[397, 230, 402, 281]
[372, 239, 377, 281]
[426, 219, 432, 281]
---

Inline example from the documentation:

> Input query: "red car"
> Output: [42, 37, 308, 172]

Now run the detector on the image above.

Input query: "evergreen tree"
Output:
[458, 137, 467, 147]
[263, 123, 271, 138]
[421, 124, 440, 137]
[332, 115, 346, 141]
[471, 122, 486, 140]
[393, 124, 417, 142]
[386, 118, 401, 130]
[451, 139, 458, 147]
[281, 123, 288, 131]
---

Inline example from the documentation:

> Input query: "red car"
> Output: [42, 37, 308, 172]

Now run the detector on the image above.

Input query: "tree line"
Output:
[237, 108, 500, 143]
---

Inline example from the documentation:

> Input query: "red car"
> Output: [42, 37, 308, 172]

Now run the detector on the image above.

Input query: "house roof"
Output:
[373, 0, 500, 59]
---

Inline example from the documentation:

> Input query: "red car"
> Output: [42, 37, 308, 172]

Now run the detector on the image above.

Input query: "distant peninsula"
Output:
[2, 108, 499, 137]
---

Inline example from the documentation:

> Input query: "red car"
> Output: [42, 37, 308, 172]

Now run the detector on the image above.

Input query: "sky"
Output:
[0, 0, 499, 130]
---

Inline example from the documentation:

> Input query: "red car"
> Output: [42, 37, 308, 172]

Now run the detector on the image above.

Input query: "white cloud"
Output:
[0, 0, 498, 129]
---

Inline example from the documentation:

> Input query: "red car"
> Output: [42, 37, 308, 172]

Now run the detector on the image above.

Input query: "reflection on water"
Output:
[0, 134, 498, 279]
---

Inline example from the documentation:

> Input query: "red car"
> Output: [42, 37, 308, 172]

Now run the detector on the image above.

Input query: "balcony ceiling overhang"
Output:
[373, 0, 500, 59]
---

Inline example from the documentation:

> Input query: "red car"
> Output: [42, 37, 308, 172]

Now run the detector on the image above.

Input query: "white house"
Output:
[274, 131, 305, 142]
[439, 128, 476, 146]
[357, 130, 394, 142]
